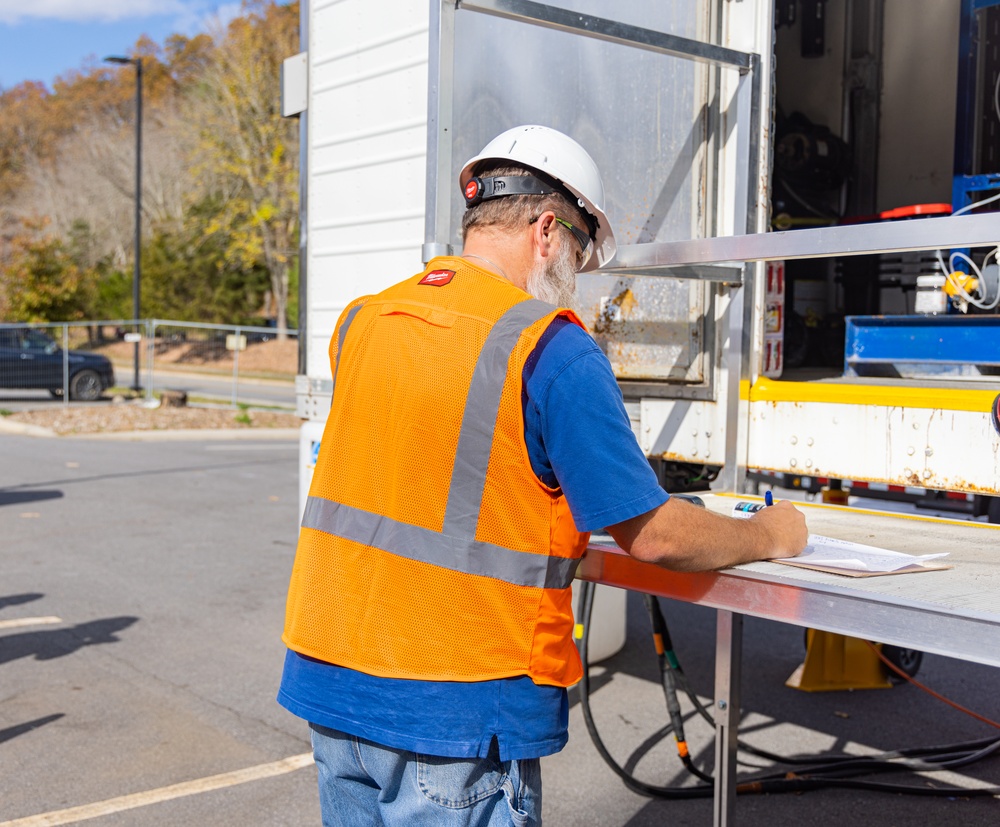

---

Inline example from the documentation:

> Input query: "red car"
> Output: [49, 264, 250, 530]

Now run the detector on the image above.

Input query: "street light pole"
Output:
[104, 55, 143, 392]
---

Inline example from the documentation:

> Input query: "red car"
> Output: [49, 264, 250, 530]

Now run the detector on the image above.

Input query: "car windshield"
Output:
[22, 329, 58, 351]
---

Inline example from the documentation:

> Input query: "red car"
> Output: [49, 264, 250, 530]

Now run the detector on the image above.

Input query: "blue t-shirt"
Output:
[278, 318, 668, 760]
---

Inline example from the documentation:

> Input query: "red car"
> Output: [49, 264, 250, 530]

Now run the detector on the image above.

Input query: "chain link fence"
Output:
[0, 320, 297, 409]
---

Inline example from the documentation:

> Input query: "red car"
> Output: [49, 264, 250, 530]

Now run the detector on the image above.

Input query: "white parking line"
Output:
[0, 617, 62, 631]
[0, 753, 315, 827]
[203, 443, 298, 451]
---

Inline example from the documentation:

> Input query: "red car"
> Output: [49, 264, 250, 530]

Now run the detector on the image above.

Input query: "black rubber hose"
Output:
[738, 775, 1000, 797]
[577, 581, 1000, 799]
[577, 580, 713, 799]
[643, 593, 713, 783]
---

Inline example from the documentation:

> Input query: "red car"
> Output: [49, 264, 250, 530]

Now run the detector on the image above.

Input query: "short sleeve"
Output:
[523, 320, 668, 532]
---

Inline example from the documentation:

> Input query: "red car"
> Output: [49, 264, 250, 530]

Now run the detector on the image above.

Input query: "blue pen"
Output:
[764, 490, 774, 507]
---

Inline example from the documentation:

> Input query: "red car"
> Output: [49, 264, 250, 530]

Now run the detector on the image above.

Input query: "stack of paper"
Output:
[772, 534, 951, 577]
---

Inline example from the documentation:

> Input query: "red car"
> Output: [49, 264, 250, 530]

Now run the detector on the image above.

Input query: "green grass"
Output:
[108, 386, 142, 398]
[234, 402, 252, 425]
[0, 409, 12, 417]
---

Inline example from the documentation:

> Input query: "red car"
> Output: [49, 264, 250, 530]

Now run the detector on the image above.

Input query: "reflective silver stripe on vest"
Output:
[443, 298, 555, 536]
[306, 296, 578, 589]
[330, 302, 365, 400]
[301, 496, 578, 590]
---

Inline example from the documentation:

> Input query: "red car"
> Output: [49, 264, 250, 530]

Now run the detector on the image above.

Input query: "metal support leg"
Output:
[713, 610, 743, 827]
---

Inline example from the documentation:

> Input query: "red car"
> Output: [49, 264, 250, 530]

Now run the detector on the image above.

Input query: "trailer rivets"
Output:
[718, 700, 727, 710]
[907, 446, 915, 456]
[790, 435, 798, 445]
[925, 448, 933, 457]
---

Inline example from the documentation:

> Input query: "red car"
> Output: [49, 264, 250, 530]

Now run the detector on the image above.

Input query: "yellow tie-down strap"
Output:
[749, 378, 999, 414]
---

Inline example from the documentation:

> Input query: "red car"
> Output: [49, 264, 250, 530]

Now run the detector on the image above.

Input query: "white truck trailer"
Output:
[283, 3, 1000, 820]
[288, 0, 1000, 521]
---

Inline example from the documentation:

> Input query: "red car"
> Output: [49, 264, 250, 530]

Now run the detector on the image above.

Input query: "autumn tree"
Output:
[191, 0, 300, 336]
[3, 221, 91, 323]
[0, 2, 300, 329]
[140, 195, 270, 323]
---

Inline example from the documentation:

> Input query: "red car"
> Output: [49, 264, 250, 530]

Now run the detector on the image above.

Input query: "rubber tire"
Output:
[881, 645, 923, 682]
[70, 369, 102, 401]
[987, 496, 1000, 525]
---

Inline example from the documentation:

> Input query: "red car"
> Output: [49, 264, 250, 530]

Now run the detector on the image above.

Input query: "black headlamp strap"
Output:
[464, 174, 555, 207]
[463, 171, 599, 240]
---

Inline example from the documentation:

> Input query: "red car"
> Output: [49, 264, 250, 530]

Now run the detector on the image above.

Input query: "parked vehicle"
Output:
[0, 328, 115, 400]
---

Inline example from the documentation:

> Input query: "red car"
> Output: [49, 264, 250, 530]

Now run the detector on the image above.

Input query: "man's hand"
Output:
[748, 500, 809, 559]
[606, 496, 808, 572]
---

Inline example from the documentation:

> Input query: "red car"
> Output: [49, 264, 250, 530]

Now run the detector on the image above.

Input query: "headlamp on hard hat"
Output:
[464, 171, 598, 239]
[463, 174, 557, 207]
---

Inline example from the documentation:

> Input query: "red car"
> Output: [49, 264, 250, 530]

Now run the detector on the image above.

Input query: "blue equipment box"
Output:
[844, 315, 1000, 378]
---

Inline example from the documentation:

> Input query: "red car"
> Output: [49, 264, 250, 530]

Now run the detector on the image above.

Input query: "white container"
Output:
[299, 419, 326, 524]
[572, 581, 628, 664]
[914, 274, 948, 315]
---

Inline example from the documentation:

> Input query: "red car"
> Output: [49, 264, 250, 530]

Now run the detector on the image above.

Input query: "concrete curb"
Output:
[79, 428, 301, 442]
[0, 418, 57, 438]
[0, 419, 300, 441]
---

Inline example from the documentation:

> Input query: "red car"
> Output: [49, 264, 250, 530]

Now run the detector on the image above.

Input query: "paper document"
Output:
[773, 534, 949, 574]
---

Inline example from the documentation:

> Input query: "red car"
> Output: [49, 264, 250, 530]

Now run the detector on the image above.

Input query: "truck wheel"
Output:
[881, 645, 922, 682]
[70, 369, 102, 401]
[987, 497, 1000, 525]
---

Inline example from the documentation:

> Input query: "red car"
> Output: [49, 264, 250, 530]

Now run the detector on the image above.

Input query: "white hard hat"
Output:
[459, 125, 616, 272]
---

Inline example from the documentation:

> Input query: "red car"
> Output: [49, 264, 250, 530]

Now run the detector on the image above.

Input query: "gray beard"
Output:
[525, 242, 577, 306]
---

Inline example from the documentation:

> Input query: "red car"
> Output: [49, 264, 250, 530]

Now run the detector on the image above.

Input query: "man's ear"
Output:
[531, 210, 558, 260]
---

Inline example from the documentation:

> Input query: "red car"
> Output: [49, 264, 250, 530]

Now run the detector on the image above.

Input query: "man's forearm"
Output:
[606, 497, 807, 572]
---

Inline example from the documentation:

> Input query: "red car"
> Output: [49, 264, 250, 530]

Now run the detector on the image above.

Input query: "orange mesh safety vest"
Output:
[283, 257, 590, 687]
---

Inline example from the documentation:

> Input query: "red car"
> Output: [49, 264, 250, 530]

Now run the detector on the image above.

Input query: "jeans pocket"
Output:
[503, 758, 540, 827]
[416, 752, 506, 808]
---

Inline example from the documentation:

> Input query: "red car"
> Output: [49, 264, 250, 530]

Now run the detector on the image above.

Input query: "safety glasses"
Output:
[530, 214, 594, 271]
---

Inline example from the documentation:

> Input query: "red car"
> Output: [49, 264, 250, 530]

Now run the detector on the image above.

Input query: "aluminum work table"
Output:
[575, 493, 1000, 826]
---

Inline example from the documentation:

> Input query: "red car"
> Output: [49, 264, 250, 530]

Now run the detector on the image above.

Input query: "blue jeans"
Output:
[309, 724, 542, 827]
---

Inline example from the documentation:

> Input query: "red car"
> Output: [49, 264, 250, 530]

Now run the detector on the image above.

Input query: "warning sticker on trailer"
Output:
[419, 269, 455, 286]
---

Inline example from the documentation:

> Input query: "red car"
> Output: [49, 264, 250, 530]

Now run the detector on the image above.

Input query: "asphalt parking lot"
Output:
[2, 431, 998, 825]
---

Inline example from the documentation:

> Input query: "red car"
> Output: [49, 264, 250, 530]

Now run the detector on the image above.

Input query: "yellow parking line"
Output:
[0, 617, 62, 631]
[0, 753, 315, 827]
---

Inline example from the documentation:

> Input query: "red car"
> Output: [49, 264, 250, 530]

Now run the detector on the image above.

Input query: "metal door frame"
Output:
[424, 0, 763, 494]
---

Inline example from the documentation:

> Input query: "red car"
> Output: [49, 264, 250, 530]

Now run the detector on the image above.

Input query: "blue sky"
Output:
[0, 1, 255, 91]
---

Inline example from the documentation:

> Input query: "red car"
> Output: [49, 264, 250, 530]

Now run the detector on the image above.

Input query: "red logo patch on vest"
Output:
[419, 269, 456, 286]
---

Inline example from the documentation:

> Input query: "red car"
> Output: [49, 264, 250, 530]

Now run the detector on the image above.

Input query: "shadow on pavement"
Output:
[0, 490, 64, 507]
[0, 616, 139, 666]
[0, 714, 65, 746]
[0, 593, 45, 611]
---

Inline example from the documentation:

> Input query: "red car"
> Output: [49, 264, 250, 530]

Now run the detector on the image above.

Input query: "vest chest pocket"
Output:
[377, 302, 457, 329]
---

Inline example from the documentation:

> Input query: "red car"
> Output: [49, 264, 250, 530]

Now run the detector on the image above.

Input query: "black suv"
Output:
[0, 328, 115, 400]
